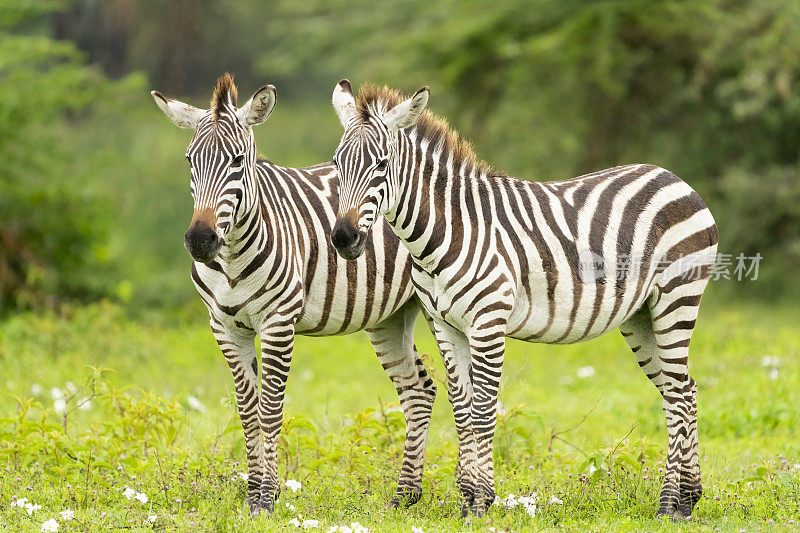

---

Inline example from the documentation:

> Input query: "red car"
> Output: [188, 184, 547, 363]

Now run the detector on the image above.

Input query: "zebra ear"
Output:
[238, 84, 276, 127]
[150, 91, 205, 129]
[383, 86, 429, 132]
[332, 79, 357, 128]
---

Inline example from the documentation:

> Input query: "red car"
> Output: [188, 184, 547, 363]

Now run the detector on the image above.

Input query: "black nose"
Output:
[331, 217, 360, 251]
[184, 223, 222, 262]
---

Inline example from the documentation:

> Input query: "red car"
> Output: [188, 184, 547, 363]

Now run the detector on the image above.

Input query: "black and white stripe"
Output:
[330, 82, 718, 520]
[152, 75, 436, 514]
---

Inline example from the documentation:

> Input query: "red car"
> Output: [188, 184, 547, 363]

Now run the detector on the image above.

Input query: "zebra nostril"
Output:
[331, 218, 359, 250]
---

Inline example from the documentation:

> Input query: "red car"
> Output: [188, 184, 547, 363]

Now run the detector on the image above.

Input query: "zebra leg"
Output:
[620, 277, 706, 520]
[209, 318, 263, 512]
[255, 317, 296, 514]
[430, 318, 478, 518]
[365, 302, 436, 508]
[467, 318, 505, 516]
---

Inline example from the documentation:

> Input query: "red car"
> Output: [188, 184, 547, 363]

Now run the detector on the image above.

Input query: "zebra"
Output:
[150, 74, 436, 514]
[328, 80, 718, 520]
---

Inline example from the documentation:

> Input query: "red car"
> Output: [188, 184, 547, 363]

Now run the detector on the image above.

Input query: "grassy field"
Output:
[1, 288, 799, 532]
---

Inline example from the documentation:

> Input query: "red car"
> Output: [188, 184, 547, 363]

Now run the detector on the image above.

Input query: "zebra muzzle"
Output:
[184, 222, 222, 263]
[331, 216, 365, 260]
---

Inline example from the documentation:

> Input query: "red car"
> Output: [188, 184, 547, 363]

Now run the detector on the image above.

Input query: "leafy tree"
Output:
[0, 0, 141, 313]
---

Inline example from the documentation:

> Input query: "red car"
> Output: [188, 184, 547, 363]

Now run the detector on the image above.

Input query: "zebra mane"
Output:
[211, 73, 238, 120]
[355, 85, 496, 177]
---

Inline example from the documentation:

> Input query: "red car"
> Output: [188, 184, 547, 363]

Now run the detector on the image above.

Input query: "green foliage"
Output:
[1, 299, 799, 530]
[0, 0, 143, 313]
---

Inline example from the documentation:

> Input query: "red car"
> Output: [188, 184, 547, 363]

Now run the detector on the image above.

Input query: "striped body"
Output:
[330, 83, 717, 520]
[152, 76, 436, 515]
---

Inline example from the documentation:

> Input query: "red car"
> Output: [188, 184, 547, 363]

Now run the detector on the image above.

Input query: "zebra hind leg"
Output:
[366, 302, 437, 508]
[620, 285, 705, 520]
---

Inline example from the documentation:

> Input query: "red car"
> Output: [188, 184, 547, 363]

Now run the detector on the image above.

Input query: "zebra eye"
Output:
[231, 155, 244, 168]
[376, 159, 388, 171]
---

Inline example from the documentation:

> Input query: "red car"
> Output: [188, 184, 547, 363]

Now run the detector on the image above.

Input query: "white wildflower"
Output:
[148, 514, 157, 523]
[770, 368, 779, 380]
[238, 472, 249, 481]
[549, 495, 563, 505]
[587, 464, 597, 475]
[285, 479, 302, 492]
[289, 517, 301, 527]
[11, 497, 28, 508]
[285, 502, 296, 511]
[26, 503, 42, 515]
[761, 355, 781, 368]
[518, 495, 537, 517]
[496, 400, 507, 416]
[187, 395, 206, 412]
[51, 387, 63, 399]
[65, 381, 77, 394]
[31, 383, 42, 396]
[53, 398, 67, 414]
[135, 492, 148, 504]
[78, 398, 92, 411]
[577, 366, 595, 378]
[412, 527, 425, 533]
[59, 509, 75, 520]
[302, 519, 319, 529]
[41, 518, 59, 532]
[350, 521, 368, 533]
[122, 486, 137, 500]
[500, 494, 518, 508]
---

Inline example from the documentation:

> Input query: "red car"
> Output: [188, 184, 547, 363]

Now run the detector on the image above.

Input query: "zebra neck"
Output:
[386, 133, 478, 270]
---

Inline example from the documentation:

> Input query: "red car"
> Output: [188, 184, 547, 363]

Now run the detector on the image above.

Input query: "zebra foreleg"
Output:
[255, 318, 296, 514]
[210, 321, 264, 513]
[366, 303, 436, 509]
[430, 319, 479, 517]
[466, 318, 506, 516]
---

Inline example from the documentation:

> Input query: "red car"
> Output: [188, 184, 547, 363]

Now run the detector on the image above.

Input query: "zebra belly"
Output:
[506, 271, 654, 345]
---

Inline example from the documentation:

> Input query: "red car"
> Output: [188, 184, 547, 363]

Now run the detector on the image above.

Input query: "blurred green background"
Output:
[1, 0, 799, 316]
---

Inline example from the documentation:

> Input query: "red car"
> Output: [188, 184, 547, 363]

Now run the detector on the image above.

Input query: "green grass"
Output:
[1, 290, 799, 532]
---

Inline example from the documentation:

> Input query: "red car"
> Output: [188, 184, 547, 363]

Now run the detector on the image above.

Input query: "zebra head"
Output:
[330, 80, 429, 260]
[151, 74, 276, 263]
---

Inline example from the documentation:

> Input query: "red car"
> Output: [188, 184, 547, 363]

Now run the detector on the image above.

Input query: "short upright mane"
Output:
[211, 73, 238, 120]
[355, 85, 496, 176]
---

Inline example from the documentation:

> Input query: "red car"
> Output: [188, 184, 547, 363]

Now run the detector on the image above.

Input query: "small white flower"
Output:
[587, 464, 597, 475]
[761, 355, 781, 368]
[770, 368, 779, 380]
[59, 509, 75, 520]
[285, 479, 302, 492]
[549, 495, 563, 505]
[500, 494, 518, 508]
[187, 395, 207, 412]
[285, 502, 296, 511]
[412, 527, 425, 533]
[337, 527, 353, 533]
[135, 492, 148, 504]
[11, 497, 28, 508]
[65, 381, 77, 394]
[41, 518, 59, 532]
[78, 398, 92, 411]
[51, 387, 63, 399]
[238, 472, 249, 481]
[350, 522, 368, 533]
[26, 503, 42, 515]
[31, 383, 42, 396]
[496, 400, 507, 417]
[289, 517, 301, 527]
[148, 514, 157, 523]
[122, 486, 137, 500]
[302, 519, 319, 529]
[53, 398, 67, 414]
[577, 366, 595, 378]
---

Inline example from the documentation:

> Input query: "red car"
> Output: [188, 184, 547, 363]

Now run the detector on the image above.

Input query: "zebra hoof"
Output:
[655, 507, 686, 522]
[389, 487, 421, 508]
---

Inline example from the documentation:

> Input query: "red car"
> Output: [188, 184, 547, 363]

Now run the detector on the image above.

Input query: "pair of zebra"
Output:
[152, 73, 717, 520]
